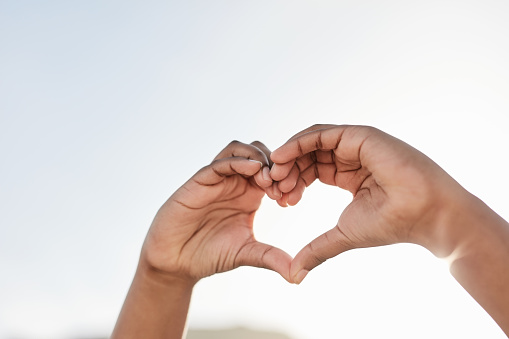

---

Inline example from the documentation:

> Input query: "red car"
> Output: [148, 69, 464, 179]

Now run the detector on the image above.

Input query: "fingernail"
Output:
[294, 269, 309, 284]
[249, 159, 263, 168]
[287, 195, 297, 206]
[281, 192, 289, 207]
[262, 167, 271, 182]
[272, 183, 282, 198]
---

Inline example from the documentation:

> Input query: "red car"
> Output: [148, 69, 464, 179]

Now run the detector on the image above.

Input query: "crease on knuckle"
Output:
[297, 139, 304, 156]
[307, 242, 327, 266]
[260, 247, 273, 266]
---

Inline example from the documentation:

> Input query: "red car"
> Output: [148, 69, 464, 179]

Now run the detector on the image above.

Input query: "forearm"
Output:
[111, 261, 195, 339]
[429, 191, 509, 335]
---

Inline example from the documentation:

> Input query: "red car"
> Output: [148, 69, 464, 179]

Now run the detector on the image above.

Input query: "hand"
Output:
[140, 141, 292, 284]
[270, 124, 466, 283]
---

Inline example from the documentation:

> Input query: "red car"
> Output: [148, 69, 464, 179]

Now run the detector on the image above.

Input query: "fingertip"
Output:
[285, 177, 306, 206]
[277, 181, 289, 195]
[270, 161, 294, 181]
[248, 159, 263, 168]
[237, 158, 265, 177]
[277, 200, 287, 208]
[237, 241, 293, 283]
[278, 177, 297, 193]
[254, 170, 272, 189]
[262, 166, 272, 183]
[269, 163, 281, 180]
[293, 269, 309, 285]
[265, 187, 277, 200]
[287, 192, 301, 206]
[269, 149, 281, 163]
[289, 257, 307, 284]
[272, 182, 282, 199]
[281, 193, 289, 206]
[277, 193, 289, 207]
[278, 164, 300, 193]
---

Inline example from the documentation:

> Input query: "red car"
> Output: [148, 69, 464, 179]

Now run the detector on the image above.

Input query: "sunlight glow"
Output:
[1, 1, 508, 338]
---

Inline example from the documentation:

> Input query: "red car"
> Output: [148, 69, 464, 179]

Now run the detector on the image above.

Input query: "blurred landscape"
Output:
[187, 327, 293, 339]
[64, 327, 293, 339]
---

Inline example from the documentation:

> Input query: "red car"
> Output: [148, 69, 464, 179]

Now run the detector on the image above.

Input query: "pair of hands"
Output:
[141, 124, 463, 285]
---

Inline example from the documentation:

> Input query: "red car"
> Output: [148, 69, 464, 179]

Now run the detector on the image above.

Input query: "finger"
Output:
[270, 153, 313, 182]
[250, 141, 273, 167]
[315, 149, 335, 163]
[265, 182, 282, 200]
[214, 140, 270, 165]
[278, 164, 300, 193]
[272, 126, 380, 176]
[277, 148, 331, 193]
[276, 155, 315, 205]
[284, 162, 336, 206]
[300, 162, 338, 186]
[276, 193, 290, 207]
[290, 224, 355, 284]
[253, 166, 273, 189]
[295, 153, 315, 171]
[286, 123, 339, 142]
[276, 161, 336, 207]
[286, 176, 310, 206]
[194, 157, 263, 186]
[271, 126, 347, 164]
[235, 241, 293, 283]
[270, 160, 295, 181]
[213, 141, 272, 188]
[272, 154, 334, 205]
[250, 141, 273, 188]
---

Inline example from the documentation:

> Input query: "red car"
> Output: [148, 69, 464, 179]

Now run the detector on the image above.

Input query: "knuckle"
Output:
[312, 253, 327, 266]
[227, 140, 241, 147]
[359, 125, 379, 136]
[306, 243, 327, 265]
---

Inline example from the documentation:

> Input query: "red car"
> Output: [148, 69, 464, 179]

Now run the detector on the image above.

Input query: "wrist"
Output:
[112, 253, 196, 339]
[139, 229, 201, 287]
[137, 256, 199, 290]
[423, 190, 509, 334]
[413, 187, 507, 261]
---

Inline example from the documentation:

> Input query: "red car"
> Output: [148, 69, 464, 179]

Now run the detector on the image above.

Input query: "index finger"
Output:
[286, 123, 339, 142]
[270, 125, 347, 164]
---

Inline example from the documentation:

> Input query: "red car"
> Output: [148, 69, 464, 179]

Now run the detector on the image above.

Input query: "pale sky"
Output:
[1, 1, 509, 338]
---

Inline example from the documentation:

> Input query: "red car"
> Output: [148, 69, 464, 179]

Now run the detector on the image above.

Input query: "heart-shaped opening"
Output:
[254, 182, 352, 259]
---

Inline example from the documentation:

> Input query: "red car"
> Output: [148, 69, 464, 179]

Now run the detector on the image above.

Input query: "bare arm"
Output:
[111, 262, 194, 338]
[437, 192, 509, 334]
[112, 141, 292, 339]
[270, 124, 509, 335]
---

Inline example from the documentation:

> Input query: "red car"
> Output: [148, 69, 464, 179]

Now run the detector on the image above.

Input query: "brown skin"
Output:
[111, 141, 291, 339]
[113, 125, 509, 337]
[270, 124, 509, 334]
[142, 141, 291, 283]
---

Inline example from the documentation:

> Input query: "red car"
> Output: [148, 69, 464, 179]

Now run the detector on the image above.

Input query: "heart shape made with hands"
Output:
[155, 125, 436, 286]
[193, 131, 400, 285]
[261, 161, 378, 285]
[258, 125, 432, 284]
[255, 175, 352, 285]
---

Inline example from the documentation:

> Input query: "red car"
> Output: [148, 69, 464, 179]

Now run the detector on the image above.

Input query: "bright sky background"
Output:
[1, 1, 509, 338]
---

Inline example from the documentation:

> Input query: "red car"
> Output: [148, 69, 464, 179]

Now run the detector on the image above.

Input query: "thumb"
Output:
[290, 224, 354, 284]
[235, 241, 293, 283]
